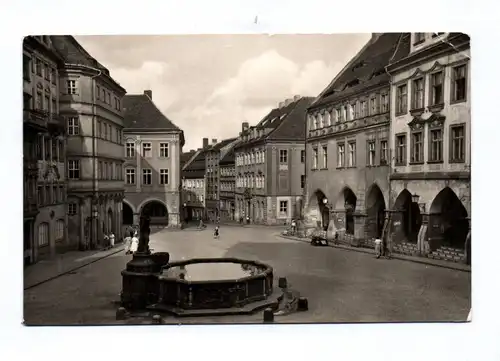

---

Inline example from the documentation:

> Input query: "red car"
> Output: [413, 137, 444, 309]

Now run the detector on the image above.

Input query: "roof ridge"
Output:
[265, 97, 306, 140]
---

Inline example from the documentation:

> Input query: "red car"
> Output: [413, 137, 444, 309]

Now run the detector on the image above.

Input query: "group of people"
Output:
[123, 229, 139, 255]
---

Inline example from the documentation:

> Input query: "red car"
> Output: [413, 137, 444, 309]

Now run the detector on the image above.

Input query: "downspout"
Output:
[90, 68, 102, 249]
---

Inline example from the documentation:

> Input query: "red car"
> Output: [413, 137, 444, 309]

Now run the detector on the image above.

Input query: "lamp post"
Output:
[411, 193, 420, 204]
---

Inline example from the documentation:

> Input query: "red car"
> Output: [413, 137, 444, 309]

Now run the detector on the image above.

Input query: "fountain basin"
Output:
[148, 257, 277, 317]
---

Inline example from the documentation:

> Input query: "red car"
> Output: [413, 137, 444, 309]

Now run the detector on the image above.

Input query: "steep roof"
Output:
[234, 96, 314, 149]
[208, 137, 237, 152]
[310, 33, 410, 109]
[220, 146, 236, 166]
[182, 149, 207, 179]
[180, 150, 197, 169]
[122, 94, 182, 131]
[49, 35, 126, 93]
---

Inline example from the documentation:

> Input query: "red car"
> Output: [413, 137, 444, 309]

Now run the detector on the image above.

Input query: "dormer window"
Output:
[432, 32, 445, 38]
[345, 78, 360, 89]
[414, 33, 425, 45]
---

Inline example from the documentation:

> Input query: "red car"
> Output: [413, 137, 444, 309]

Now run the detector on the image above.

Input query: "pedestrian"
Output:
[246, 215, 250, 225]
[103, 233, 109, 249]
[214, 225, 220, 239]
[130, 231, 139, 254]
[291, 219, 297, 235]
[374, 237, 382, 258]
[124, 231, 133, 254]
[109, 231, 115, 248]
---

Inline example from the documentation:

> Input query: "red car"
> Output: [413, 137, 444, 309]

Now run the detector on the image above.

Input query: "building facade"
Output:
[51, 35, 126, 250]
[304, 33, 408, 246]
[181, 147, 207, 223]
[234, 96, 312, 225]
[122, 90, 185, 230]
[386, 33, 471, 264]
[205, 137, 237, 221]
[219, 144, 238, 221]
[23, 36, 67, 265]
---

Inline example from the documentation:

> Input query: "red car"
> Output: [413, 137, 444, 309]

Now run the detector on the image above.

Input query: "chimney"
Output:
[279, 101, 285, 108]
[293, 95, 301, 101]
[202, 138, 209, 148]
[144, 90, 152, 99]
[212, 139, 217, 145]
[242, 122, 249, 132]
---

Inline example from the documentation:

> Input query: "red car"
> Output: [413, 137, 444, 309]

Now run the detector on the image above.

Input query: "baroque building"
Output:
[23, 36, 67, 265]
[122, 90, 185, 230]
[304, 33, 409, 247]
[181, 143, 208, 223]
[234, 96, 313, 225]
[51, 35, 127, 250]
[386, 33, 471, 264]
[219, 141, 239, 221]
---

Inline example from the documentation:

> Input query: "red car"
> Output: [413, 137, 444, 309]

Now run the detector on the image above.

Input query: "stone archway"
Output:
[394, 189, 421, 243]
[335, 187, 357, 235]
[429, 187, 469, 255]
[141, 200, 169, 226]
[306, 189, 330, 230]
[123, 201, 134, 225]
[365, 184, 386, 239]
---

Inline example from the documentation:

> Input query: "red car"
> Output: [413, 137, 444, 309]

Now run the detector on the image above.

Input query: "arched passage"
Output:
[306, 189, 330, 230]
[335, 187, 357, 235]
[394, 189, 421, 243]
[365, 184, 386, 239]
[429, 187, 469, 252]
[141, 200, 169, 226]
[123, 202, 134, 225]
[107, 208, 114, 233]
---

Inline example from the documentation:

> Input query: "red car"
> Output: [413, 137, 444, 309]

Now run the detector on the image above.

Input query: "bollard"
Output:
[297, 297, 308, 311]
[263, 308, 274, 323]
[116, 307, 127, 320]
[152, 314, 162, 324]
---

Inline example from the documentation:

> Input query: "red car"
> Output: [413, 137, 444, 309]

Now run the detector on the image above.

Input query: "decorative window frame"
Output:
[427, 115, 445, 164]
[312, 146, 319, 170]
[395, 81, 408, 116]
[320, 143, 328, 170]
[449, 122, 467, 164]
[450, 60, 468, 105]
[427, 62, 446, 112]
[347, 140, 357, 168]
[410, 71, 426, 115]
[379, 138, 388, 165]
[366, 140, 376, 167]
[336, 141, 346, 169]
[394, 132, 407, 166]
[408, 117, 425, 165]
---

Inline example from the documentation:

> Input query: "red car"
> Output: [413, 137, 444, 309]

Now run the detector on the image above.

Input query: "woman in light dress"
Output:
[124, 230, 139, 255]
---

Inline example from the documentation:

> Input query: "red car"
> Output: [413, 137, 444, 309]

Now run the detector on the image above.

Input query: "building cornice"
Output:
[59, 64, 126, 95]
[390, 171, 470, 181]
[123, 128, 183, 134]
[307, 118, 390, 142]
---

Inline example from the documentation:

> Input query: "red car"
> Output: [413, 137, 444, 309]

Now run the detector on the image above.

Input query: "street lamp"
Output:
[322, 197, 328, 205]
[412, 193, 420, 203]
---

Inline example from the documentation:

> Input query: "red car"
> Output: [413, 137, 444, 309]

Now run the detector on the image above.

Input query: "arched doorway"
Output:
[429, 187, 469, 253]
[366, 184, 386, 239]
[141, 200, 169, 226]
[107, 208, 114, 233]
[123, 202, 134, 225]
[394, 189, 421, 243]
[307, 190, 330, 230]
[343, 188, 357, 235]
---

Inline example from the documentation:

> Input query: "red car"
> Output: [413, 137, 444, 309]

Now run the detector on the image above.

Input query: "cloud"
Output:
[176, 50, 341, 149]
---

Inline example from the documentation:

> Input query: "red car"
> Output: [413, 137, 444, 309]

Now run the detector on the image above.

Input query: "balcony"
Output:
[23, 110, 64, 133]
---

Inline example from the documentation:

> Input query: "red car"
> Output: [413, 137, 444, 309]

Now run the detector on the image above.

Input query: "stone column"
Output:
[417, 203, 429, 255]
[353, 212, 367, 247]
[133, 212, 140, 225]
[389, 208, 405, 246]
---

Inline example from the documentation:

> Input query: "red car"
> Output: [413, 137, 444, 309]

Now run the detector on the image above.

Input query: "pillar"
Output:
[353, 212, 367, 246]
[389, 208, 405, 246]
[417, 204, 429, 255]
[133, 212, 140, 225]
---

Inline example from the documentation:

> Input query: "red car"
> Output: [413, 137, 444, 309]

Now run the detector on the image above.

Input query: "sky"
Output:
[76, 34, 371, 151]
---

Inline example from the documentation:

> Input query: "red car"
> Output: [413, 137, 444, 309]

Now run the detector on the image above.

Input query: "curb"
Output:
[24, 245, 126, 291]
[217, 223, 287, 229]
[278, 234, 471, 273]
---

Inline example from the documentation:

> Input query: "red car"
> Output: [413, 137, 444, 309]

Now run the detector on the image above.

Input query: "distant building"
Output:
[181, 142, 208, 222]
[23, 36, 66, 265]
[219, 142, 239, 221]
[51, 35, 126, 250]
[204, 137, 238, 221]
[234, 96, 313, 225]
[386, 33, 471, 264]
[122, 90, 185, 230]
[304, 33, 408, 246]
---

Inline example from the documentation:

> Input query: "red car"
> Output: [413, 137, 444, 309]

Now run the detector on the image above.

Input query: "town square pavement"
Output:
[23, 226, 471, 325]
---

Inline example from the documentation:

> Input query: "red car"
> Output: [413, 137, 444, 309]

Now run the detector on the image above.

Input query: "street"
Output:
[24, 226, 471, 325]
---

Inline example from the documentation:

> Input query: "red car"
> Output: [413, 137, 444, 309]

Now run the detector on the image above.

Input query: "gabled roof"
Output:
[49, 35, 126, 93]
[122, 94, 182, 132]
[310, 33, 410, 109]
[234, 96, 314, 149]
[182, 148, 207, 179]
[180, 150, 197, 169]
[220, 146, 236, 166]
[207, 137, 237, 153]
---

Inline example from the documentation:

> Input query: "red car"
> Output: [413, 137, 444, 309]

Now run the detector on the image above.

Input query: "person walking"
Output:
[291, 219, 297, 236]
[374, 237, 382, 258]
[124, 231, 133, 254]
[130, 231, 139, 254]
[213, 225, 220, 239]
[109, 231, 115, 248]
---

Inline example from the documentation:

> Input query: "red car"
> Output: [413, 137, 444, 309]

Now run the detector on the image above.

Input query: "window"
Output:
[351, 103, 357, 119]
[312, 148, 318, 169]
[334, 109, 340, 123]
[368, 141, 376, 166]
[337, 143, 345, 168]
[452, 64, 467, 102]
[35, 91, 42, 110]
[301, 150, 305, 163]
[96, 85, 100, 100]
[279, 200, 288, 214]
[360, 101, 367, 117]
[411, 131, 424, 163]
[44, 63, 50, 80]
[300, 175, 305, 189]
[67, 117, 79, 135]
[348, 142, 356, 167]
[341, 106, 346, 122]
[68, 202, 77, 216]
[370, 98, 377, 115]
[23, 55, 30, 80]
[412, 78, 424, 109]
[314, 114, 319, 129]
[142, 143, 152, 158]
[142, 169, 152, 185]
[396, 84, 408, 115]
[380, 140, 388, 164]
[51, 98, 56, 114]
[430, 71, 444, 105]
[104, 162, 109, 180]
[279, 149, 288, 163]
[126, 168, 135, 184]
[103, 123, 108, 139]
[117, 99, 121, 111]
[429, 128, 443, 162]
[160, 169, 169, 185]
[322, 145, 328, 169]
[159, 143, 169, 158]
[44, 95, 50, 111]
[381, 93, 389, 113]
[450, 125, 466, 162]
[67, 80, 77, 95]
[126, 142, 135, 158]
[101, 88, 106, 100]
[51, 68, 56, 84]
[414, 33, 425, 44]
[38, 223, 49, 247]
[395, 134, 407, 165]
[56, 219, 64, 242]
[68, 160, 80, 179]
[35, 58, 42, 76]
[23, 93, 31, 110]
